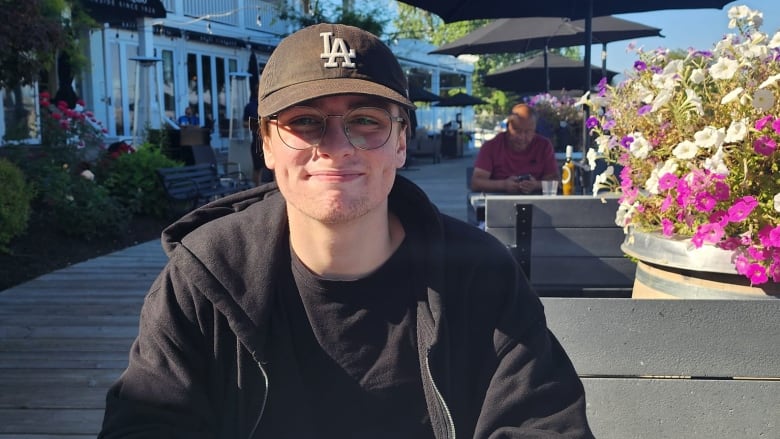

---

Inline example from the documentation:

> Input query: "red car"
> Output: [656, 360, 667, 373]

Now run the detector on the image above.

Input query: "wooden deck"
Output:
[0, 155, 476, 437]
[0, 241, 166, 438]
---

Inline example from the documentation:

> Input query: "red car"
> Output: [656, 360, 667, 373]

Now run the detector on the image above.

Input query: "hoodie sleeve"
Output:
[472, 244, 594, 439]
[99, 262, 220, 438]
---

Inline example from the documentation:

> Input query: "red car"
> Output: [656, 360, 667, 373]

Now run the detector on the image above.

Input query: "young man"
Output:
[471, 104, 559, 194]
[99, 23, 592, 438]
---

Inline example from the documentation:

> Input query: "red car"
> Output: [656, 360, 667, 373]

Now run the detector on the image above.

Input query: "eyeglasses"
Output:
[267, 106, 406, 151]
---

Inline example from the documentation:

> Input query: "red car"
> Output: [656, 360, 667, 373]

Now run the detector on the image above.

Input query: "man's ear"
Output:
[395, 131, 407, 169]
[262, 136, 274, 169]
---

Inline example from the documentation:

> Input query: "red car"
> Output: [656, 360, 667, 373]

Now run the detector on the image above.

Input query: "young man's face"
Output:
[263, 94, 407, 225]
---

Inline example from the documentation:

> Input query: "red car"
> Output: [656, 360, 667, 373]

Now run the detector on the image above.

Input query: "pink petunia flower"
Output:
[745, 263, 768, 285]
[753, 136, 776, 156]
[755, 115, 775, 130]
[727, 196, 758, 222]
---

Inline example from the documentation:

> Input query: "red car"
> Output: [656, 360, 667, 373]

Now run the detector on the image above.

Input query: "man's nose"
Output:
[317, 117, 354, 154]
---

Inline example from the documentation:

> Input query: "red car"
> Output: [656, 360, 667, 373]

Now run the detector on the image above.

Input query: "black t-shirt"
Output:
[257, 238, 433, 438]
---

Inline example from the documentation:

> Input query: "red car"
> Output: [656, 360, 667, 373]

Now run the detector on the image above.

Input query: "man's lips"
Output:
[307, 170, 364, 181]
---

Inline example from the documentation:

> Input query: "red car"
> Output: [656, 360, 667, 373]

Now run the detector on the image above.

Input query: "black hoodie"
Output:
[99, 175, 593, 438]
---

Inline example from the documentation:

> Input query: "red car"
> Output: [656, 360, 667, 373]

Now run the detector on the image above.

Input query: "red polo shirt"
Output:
[474, 132, 558, 180]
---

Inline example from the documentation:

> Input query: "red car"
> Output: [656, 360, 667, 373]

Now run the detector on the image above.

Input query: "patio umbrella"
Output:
[401, 0, 730, 92]
[409, 84, 441, 102]
[434, 92, 487, 107]
[431, 15, 662, 85]
[484, 52, 618, 95]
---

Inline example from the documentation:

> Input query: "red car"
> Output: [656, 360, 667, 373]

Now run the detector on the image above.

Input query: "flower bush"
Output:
[581, 5, 780, 284]
[525, 92, 583, 151]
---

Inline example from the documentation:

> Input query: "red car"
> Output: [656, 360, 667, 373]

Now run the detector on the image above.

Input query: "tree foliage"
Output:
[392, 3, 587, 117]
[0, 0, 69, 89]
[0, 0, 96, 90]
[280, 0, 391, 36]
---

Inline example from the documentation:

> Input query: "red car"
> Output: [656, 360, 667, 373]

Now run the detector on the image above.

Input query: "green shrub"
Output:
[49, 176, 130, 241]
[0, 159, 35, 252]
[99, 142, 181, 218]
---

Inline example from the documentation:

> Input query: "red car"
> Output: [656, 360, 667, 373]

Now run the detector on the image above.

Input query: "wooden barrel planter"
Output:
[621, 230, 780, 300]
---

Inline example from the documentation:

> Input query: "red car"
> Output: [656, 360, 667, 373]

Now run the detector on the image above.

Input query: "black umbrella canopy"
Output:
[434, 92, 487, 107]
[431, 16, 662, 56]
[484, 52, 617, 95]
[409, 84, 441, 102]
[402, 0, 729, 92]
[400, 0, 731, 23]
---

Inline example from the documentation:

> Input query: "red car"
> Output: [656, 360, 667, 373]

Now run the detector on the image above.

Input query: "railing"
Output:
[176, 0, 286, 36]
[184, 0, 241, 26]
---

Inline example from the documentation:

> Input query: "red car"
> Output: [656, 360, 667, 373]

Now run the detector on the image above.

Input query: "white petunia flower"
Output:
[749, 10, 764, 28]
[704, 146, 730, 176]
[594, 135, 614, 155]
[663, 59, 684, 75]
[690, 68, 706, 84]
[629, 134, 652, 159]
[728, 5, 752, 28]
[684, 89, 704, 115]
[774, 193, 780, 212]
[652, 88, 674, 111]
[759, 73, 780, 88]
[721, 86, 744, 104]
[573, 91, 590, 107]
[586, 147, 599, 169]
[634, 84, 655, 103]
[694, 126, 725, 149]
[753, 88, 776, 111]
[714, 36, 735, 54]
[709, 57, 739, 80]
[724, 119, 749, 143]
[769, 31, 780, 49]
[672, 140, 698, 160]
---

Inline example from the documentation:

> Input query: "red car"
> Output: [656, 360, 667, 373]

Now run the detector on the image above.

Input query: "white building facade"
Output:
[0, 0, 474, 150]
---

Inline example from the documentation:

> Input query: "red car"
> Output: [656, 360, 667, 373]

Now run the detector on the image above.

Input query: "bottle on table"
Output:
[561, 145, 575, 195]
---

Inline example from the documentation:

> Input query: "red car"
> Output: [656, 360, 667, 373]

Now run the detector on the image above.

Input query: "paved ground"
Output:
[399, 152, 475, 221]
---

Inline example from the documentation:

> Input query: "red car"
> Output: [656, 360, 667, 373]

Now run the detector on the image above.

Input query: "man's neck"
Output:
[287, 207, 405, 281]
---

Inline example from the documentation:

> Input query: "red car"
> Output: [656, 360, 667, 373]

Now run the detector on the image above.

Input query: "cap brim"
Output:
[259, 78, 415, 117]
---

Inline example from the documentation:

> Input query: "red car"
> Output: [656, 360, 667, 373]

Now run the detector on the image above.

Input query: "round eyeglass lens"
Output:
[273, 106, 399, 150]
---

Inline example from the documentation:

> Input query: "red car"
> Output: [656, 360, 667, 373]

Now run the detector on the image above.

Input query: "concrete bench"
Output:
[543, 297, 780, 438]
[484, 194, 634, 297]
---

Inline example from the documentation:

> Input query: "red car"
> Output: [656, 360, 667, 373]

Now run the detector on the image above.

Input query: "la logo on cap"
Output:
[320, 32, 356, 68]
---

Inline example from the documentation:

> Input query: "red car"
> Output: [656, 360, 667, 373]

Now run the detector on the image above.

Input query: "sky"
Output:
[602, 1, 780, 80]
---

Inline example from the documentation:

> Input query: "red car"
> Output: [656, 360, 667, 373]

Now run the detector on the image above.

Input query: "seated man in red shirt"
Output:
[471, 103, 559, 194]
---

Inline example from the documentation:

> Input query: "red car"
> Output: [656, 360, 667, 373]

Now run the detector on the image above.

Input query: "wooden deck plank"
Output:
[0, 240, 165, 436]
[0, 409, 103, 435]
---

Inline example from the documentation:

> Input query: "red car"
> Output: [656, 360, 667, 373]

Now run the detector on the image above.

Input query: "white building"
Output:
[0, 0, 474, 151]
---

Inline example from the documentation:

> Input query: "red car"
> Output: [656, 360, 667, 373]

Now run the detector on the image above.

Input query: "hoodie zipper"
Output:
[247, 360, 270, 439]
[425, 348, 456, 439]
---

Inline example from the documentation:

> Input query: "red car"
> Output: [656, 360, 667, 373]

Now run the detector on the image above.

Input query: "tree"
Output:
[392, 3, 585, 121]
[281, 0, 391, 37]
[0, 0, 69, 89]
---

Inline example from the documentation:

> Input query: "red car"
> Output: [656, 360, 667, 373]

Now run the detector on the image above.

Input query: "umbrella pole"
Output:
[581, 0, 594, 162]
[544, 44, 550, 93]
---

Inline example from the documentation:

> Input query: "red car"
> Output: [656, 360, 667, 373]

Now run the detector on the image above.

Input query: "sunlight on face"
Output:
[263, 95, 407, 225]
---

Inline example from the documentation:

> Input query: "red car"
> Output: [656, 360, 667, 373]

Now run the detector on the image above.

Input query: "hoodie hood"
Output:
[157, 176, 448, 351]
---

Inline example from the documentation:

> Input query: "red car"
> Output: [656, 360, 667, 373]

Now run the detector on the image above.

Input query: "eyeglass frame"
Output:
[262, 106, 408, 151]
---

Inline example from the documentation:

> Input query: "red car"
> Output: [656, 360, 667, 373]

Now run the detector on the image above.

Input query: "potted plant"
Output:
[581, 5, 780, 298]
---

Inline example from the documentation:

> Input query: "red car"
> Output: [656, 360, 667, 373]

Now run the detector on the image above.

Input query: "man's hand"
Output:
[504, 176, 539, 194]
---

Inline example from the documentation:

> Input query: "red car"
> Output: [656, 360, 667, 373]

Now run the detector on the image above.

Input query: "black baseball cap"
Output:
[258, 23, 415, 117]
